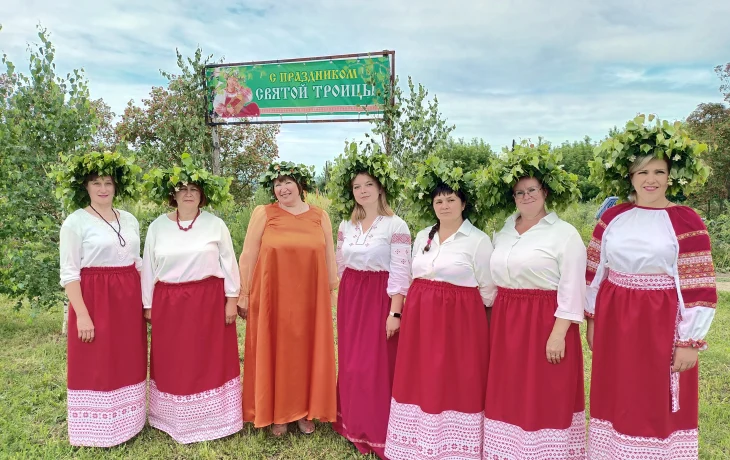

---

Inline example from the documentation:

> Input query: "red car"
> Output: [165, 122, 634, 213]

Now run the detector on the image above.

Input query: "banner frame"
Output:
[203, 50, 395, 126]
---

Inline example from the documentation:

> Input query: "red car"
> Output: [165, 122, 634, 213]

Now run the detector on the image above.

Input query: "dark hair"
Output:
[272, 175, 305, 200]
[168, 183, 208, 208]
[423, 183, 467, 253]
[83, 173, 117, 190]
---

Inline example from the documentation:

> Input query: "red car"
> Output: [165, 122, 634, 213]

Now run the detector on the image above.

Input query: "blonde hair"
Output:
[350, 173, 394, 223]
[627, 154, 669, 203]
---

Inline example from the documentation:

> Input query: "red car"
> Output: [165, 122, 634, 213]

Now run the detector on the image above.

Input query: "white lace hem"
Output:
[67, 381, 146, 447]
[588, 417, 698, 459]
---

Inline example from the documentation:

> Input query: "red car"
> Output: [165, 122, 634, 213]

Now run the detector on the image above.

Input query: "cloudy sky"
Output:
[2, 0, 729, 171]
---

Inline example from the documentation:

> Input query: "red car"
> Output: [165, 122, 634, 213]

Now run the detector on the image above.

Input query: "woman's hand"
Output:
[225, 298, 238, 325]
[586, 318, 595, 351]
[143, 309, 152, 323]
[237, 296, 249, 320]
[77, 314, 95, 343]
[546, 332, 566, 364]
[672, 347, 699, 373]
[386, 316, 400, 340]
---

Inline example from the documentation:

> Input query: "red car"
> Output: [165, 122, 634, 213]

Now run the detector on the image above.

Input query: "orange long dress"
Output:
[242, 203, 337, 427]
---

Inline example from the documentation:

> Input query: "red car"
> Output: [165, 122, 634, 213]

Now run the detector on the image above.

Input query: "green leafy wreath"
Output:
[404, 155, 488, 230]
[258, 161, 315, 202]
[143, 153, 233, 208]
[326, 143, 402, 221]
[590, 114, 710, 200]
[50, 151, 142, 211]
[475, 140, 581, 214]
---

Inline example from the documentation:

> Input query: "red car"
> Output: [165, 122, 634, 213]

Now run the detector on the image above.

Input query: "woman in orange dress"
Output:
[238, 161, 338, 436]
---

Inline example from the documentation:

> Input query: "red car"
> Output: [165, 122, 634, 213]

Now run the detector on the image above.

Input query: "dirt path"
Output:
[717, 282, 730, 292]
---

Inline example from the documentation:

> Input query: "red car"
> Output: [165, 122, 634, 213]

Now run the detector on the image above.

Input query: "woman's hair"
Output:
[83, 173, 117, 191]
[168, 183, 208, 208]
[423, 183, 467, 253]
[350, 172, 394, 223]
[272, 175, 305, 201]
[627, 155, 671, 203]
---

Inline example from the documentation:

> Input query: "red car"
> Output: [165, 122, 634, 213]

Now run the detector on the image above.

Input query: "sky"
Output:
[2, 0, 729, 172]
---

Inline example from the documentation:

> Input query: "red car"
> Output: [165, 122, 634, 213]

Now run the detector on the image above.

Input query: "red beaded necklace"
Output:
[176, 209, 201, 231]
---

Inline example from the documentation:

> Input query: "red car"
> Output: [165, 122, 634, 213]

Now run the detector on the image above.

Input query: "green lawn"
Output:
[1, 294, 728, 459]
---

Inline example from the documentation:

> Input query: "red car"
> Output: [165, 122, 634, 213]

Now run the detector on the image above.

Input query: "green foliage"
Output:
[326, 142, 403, 221]
[0, 27, 98, 310]
[143, 153, 233, 208]
[590, 114, 711, 200]
[362, 75, 455, 179]
[257, 161, 315, 202]
[404, 156, 488, 230]
[553, 137, 600, 201]
[706, 212, 730, 271]
[433, 137, 495, 173]
[476, 141, 581, 217]
[49, 151, 142, 211]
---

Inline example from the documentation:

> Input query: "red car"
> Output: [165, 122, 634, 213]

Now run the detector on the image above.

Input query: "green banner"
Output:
[205, 55, 391, 123]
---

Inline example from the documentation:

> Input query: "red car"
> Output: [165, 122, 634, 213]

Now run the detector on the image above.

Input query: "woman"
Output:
[142, 173, 242, 444]
[238, 162, 337, 436]
[385, 179, 496, 460]
[58, 153, 147, 447]
[330, 157, 410, 458]
[586, 155, 717, 458]
[482, 176, 586, 459]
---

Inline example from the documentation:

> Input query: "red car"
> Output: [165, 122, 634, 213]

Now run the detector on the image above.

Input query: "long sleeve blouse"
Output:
[411, 219, 497, 306]
[335, 215, 411, 296]
[141, 211, 241, 308]
[490, 212, 587, 323]
[59, 209, 142, 287]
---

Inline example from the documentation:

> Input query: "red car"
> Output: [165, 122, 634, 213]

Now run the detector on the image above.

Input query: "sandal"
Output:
[297, 418, 315, 435]
[271, 423, 288, 437]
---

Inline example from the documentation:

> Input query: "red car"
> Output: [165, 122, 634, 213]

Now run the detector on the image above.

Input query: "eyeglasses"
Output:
[513, 186, 542, 199]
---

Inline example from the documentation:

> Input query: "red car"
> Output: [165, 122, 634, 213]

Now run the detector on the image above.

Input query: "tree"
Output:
[362, 76, 455, 179]
[0, 26, 99, 309]
[433, 137, 495, 173]
[552, 136, 600, 201]
[716, 63, 730, 103]
[89, 98, 117, 150]
[115, 48, 279, 202]
[686, 102, 730, 216]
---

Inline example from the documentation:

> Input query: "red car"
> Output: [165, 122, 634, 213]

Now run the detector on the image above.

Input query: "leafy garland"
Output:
[143, 153, 233, 208]
[475, 141, 581, 214]
[589, 114, 710, 200]
[326, 142, 402, 221]
[404, 155, 489, 230]
[50, 151, 142, 211]
[258, 161, 315, 202]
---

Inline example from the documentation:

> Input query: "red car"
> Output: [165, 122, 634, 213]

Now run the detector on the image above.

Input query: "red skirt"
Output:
[483, 287, 585, 459]
[67, 264, 147, 447]
[333, 268, 398, 459]
[589, 270, 699, 459]
[148, 277, 242, 444]
[385, 279, 489, 460]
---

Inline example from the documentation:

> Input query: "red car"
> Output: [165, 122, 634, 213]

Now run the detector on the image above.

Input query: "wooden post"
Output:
[211, 125, 221, 175]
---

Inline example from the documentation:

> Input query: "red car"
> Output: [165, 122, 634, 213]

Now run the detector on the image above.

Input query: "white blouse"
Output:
[412, 219, 497, 306]
[490, 213, 586, 323]
[59, 209, 142, 287]
[586, 207, 715, 345]
[336, 215, 411, 296]
[141, 211, 241, 308]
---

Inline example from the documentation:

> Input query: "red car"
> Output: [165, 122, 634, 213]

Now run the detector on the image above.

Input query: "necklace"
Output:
[89, 205, 126, 247]
[176, 209, 201, 231]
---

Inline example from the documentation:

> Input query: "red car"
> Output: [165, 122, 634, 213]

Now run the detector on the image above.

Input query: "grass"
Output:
[1, 294, 728, 459]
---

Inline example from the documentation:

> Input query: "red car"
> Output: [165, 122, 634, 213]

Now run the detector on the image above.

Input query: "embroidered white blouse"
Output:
[490, 212, 587, 323]
[141, 211, 241, 308]
[411, 219, 497, 306]
[336, 215, 412, 296]
[59, 209, 142, 287]
[586, 207, 715, 345]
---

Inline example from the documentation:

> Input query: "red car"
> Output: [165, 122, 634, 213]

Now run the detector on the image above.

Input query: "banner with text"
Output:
[205, 54, 391, 124]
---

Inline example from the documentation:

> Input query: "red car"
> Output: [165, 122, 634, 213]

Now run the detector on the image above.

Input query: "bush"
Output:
[707, 213, 730, 271]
